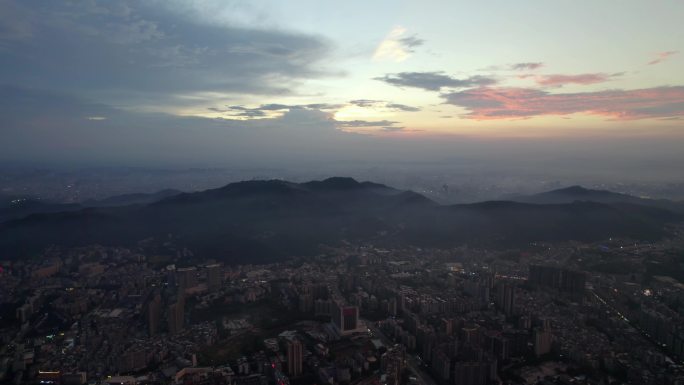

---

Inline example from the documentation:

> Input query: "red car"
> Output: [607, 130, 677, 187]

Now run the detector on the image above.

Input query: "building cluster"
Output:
[1, 235, 684, 385]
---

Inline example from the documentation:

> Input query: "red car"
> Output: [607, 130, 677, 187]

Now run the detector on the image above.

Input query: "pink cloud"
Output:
[648, 51, 678, 65]
[442, 86, 684, 120]
[535, 73, 614, 86]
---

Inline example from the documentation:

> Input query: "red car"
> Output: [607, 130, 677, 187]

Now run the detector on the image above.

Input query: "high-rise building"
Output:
[287, 339, 303, 377]
[563, 269, 587, 294]
[464, 280, 490, 306]
[332, 302, 361, 335]
[529, 265, 586, 295]
[404, 312, 421, 335]
[61, 372, 87, 385]
[205, 264, 222, 291]
[518, 315, 532, 330]
[534, 328, 553, 356]
[442, 318, 455, 336]
[495, 282, 516, 316]
[387, 297, 397, 316]
[381, 345, 406, 385]
[176, 267, 198, 290]
[298, 293, 314, 313]
[461, 324, 481, 346]
[431, 349, 451, 383]
[451, 359, 497, 385]
[311, 283, 329, 300]
[483, 331, 510, 361]
[503, 330, 529, 358]
[168, 295, 185, 334]
[16, 303, 33, 323]
[147, 292, 162, 336]
[315, 299, 332, 317]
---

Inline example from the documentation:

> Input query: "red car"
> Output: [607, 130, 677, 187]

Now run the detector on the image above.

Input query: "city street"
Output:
[364, 319, 437, 385]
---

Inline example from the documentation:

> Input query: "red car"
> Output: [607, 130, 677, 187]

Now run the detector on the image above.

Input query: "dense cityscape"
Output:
[2, 227, 684, 385]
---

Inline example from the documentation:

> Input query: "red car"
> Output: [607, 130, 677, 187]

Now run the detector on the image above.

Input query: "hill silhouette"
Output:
[0, 178, 680, 263]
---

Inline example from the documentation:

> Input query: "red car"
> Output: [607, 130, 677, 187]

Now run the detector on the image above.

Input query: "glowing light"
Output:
[334, 105, 383, 121]
[373, 26, 413, 62]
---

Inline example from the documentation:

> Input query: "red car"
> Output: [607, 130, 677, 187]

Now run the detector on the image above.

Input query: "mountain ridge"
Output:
[0, 178, 680, 263]
[509, 185, 684, 213]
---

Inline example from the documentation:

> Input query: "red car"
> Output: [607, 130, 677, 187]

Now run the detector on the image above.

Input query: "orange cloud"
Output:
[442, 86, 684, 120]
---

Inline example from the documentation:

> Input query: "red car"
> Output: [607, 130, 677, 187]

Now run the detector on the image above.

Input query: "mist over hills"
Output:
[0, 189, 183, 223]
[0, 178, 680, 263]
[0, 195, 82, 224]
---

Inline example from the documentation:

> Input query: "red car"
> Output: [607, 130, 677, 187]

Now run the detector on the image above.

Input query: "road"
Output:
[364, 319, 438, 385]
[590, 289, 680, 364]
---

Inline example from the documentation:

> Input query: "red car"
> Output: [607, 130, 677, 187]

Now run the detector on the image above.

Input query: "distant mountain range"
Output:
[0, 195, 81, 224]
[506, 185, 684, 213]
[0, 178, 681, 263]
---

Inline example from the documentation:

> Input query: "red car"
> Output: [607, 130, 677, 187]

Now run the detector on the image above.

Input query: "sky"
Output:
[1, 1, 683, 177]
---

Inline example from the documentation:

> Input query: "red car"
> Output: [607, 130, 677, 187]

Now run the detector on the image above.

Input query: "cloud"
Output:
[0, 85, 372, 166]
[349, 99, 383, 108]
[534, 73, 617, 87]
[375, 72, 497, 91]
[302, 103, 346, 110]
[380, 126, 424, 133]
[254, 103, 293, 111]
[0, 85, 432, 164]
[648, 51, 678, 65]
[441, 86, 684, 120]
[207, 100, 419, 121]
[231, 109, 268, 118]
[209, 103, 344, 119]
[386, 103, 421, 112]
[398, 36, 424, 50]
[510, 62, 544, 71]
[373, 26, 423, 62]
[335, 120, 400, 128]
[349, 99, 421, 112]
[382, 126, 405, 132]
[208, 105, 272, 118]
[2, 86, 684, 176]
[0, 1, 333, 108]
